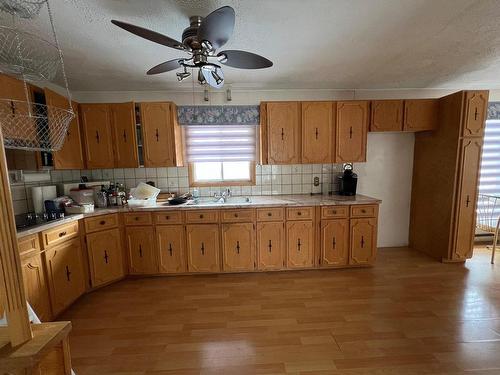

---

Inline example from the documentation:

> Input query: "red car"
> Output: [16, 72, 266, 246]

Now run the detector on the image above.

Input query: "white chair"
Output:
[476, 194, 500, 264]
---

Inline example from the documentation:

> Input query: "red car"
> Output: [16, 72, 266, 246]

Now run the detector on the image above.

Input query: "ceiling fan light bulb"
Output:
[211, 70, 223, 85]
[218, 53, 228, 63]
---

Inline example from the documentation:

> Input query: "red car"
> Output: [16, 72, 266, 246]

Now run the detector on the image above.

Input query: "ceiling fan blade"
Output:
[147, 59, 183, 75]
[111, 20, 185, 51]
[197, 6, 235, 50]
[218, 50, 273, 69]
[201, 66, 224, 89]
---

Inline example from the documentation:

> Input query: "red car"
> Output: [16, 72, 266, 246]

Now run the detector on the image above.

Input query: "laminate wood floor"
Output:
[61, 247, 500, 375]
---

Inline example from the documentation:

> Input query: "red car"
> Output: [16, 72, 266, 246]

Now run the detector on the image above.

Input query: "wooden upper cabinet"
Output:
[301, 101, 333, 163]
[44, 88, 84, 170]
[157, 225, 186, 274]
[86, 228, 124, 287]
[222, 223, 255, 272]
[186, 224, 220, 273]
[403, 99, 439, 132]
[140, 102, 175, 167]
[110, 102, 139, 168]
[335, 101, 368, 162]
[349, 218, 377, 266]
[370, 100, 403, 132]
[320, 219, 349, 267]
[80, 104, 115, 169]
[126, 226, 158, 274]
[267, 102, 301, 164]
[286, 221, 314, 269]
[462, 91, 489, 137]
[452, 138, 482, 261]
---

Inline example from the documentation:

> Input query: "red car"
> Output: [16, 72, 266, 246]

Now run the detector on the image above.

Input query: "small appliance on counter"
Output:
[338, 163, 358, 196]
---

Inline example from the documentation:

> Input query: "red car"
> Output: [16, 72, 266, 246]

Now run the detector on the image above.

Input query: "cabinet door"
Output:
[80, 104, 115, 168]
[44, 239, 86, 316]
[335, 101, 368, 162]
[462, 91, 488, 137]
[44, 88, 84, 170]
[186, 224, 220, 272]
[452, 138, 482, 260]
[21, 251, 51, 321]
[286, 221, 314, 269]
[370, 100, 403, 132]
[403, 99, 439, 131]
[350, 218, 377, 265]
[257, 222, 285, 270]
[140, 102, 175, 167]
[126, 227, 158, 274]
[157, 225, 186, 273]
[267, 102, 300, 164]
[301, 102, 333, 163]
[320, 219, 349, 267]
[87, 228, 124, 287]
[110, 102, 139, 168]
[222, 223, 255, 272]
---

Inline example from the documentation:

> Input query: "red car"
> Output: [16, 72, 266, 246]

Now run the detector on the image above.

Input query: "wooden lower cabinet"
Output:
[157, 225, 186, 273]
[20, 250, 52, 321]
[126, 226, 158, 274]
[86, 228, 124, 287]
[44, 238, 86, 316]
[286, 221, 314, 268]
[320, 219, 349, 267]
[257, 222, 285, 270]
[186, 224, 220, 273]
[222, 223, 255, 272]
[350, 218, 377, 265]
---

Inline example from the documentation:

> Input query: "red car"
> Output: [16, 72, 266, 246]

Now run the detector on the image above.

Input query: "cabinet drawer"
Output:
[41, 221, 80, 248]
[221, 209, 255, 223]
[185, 210, 219, 223]
[256, 208, 285, 222]
[18, 234, 40, 255]
[84, 213, 119, 233]
[154, 211, 184, 225]
[124, 212, 153, 226]
[321, 206, 349, 219]
[287, 207, 314, 221]
[350, 205, 377, 218]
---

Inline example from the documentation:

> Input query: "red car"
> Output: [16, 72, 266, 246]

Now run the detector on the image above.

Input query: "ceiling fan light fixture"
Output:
[176, 69, 191, 81]
[198, 68, 206, 85]
[201, 40, 213, 52]
[211, 69, 223, 85]
[217, 53, 228, 63]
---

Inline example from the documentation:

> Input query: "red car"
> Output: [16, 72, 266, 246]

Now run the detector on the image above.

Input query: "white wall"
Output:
[69, 87, 472, 247]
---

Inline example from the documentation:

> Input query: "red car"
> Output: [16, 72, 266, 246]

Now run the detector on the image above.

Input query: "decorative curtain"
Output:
[177, 105, 260, 125]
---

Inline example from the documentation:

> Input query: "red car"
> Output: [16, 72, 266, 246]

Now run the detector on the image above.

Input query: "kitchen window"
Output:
[185, 125, 257, 186]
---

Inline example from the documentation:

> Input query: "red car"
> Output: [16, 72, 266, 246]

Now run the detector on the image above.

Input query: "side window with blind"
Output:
[185, 125, 257, 186]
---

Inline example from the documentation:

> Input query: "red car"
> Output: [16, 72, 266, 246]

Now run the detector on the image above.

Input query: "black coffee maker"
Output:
[338, 163, 358, 196]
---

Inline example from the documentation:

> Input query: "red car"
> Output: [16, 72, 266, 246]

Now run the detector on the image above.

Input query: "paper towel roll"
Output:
[31, 186, 43, 214]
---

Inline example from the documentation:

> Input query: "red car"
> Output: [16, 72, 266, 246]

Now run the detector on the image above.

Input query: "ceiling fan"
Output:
[111, 6, 273, 89]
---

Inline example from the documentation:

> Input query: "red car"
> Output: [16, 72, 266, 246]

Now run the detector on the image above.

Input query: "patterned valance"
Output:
[177, 105, 260, 125]
[488, 102, 500, 120]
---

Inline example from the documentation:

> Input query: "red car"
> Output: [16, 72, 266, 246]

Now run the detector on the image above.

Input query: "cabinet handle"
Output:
[474, 107, 478, 121]
[297, 211, 302, 216]
[361, 209, 366, 213]
[96, 130, 100, 143]
[332, 210, 337, 214]
[236, 240, 240, 254]
[332, 237, 336, 249]
[315, 127, 319, 139]
[9, 100, 15, 115]
[165, 215, 170, 220]
[100, 220, 106, 225]
[139, 245, 143, 258]
[168, 243, 173, 256]
[59, 231, 67, 237]
[123, 130, 127, 142]
[201, 242, 205, 255]
[135, 217, 139, 221]
[281, 128, 284, 140]
[268, 239, 272, 253]
[234, 213, 238, 218]
[199, 214, 204, 219]
[65, 265, 71, 282]
[466, 195, 471, 207]
[349, 126, 353, 139]
[297, 238, 301, 252]
[361, 236, 365, 248]
[267, 212, 272, 217]
[104, 250, 109, 264]
[155, 128, 159, 141]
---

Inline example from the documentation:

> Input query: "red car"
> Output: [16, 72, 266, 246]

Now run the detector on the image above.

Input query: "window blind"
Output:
[479, 119, 500, 197]
[184, 125, 257, 163]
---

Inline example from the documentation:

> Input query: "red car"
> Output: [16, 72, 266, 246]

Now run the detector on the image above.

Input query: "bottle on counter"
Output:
[95, 185, 108, 208]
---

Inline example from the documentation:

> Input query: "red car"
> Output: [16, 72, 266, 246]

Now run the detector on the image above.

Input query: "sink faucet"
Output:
[214, 188, 231, 203]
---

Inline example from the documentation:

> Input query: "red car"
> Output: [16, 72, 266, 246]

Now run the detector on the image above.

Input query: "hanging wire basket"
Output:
[0, 99, 74, 151]
[0, 0, 46, 19]
[0, 25, 59, 81]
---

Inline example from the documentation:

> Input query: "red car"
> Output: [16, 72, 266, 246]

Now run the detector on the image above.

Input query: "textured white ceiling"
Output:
[3, 0, 500, 91]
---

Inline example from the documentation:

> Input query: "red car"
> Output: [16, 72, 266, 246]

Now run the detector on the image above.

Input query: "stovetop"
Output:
[15, 212, 66, 230]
